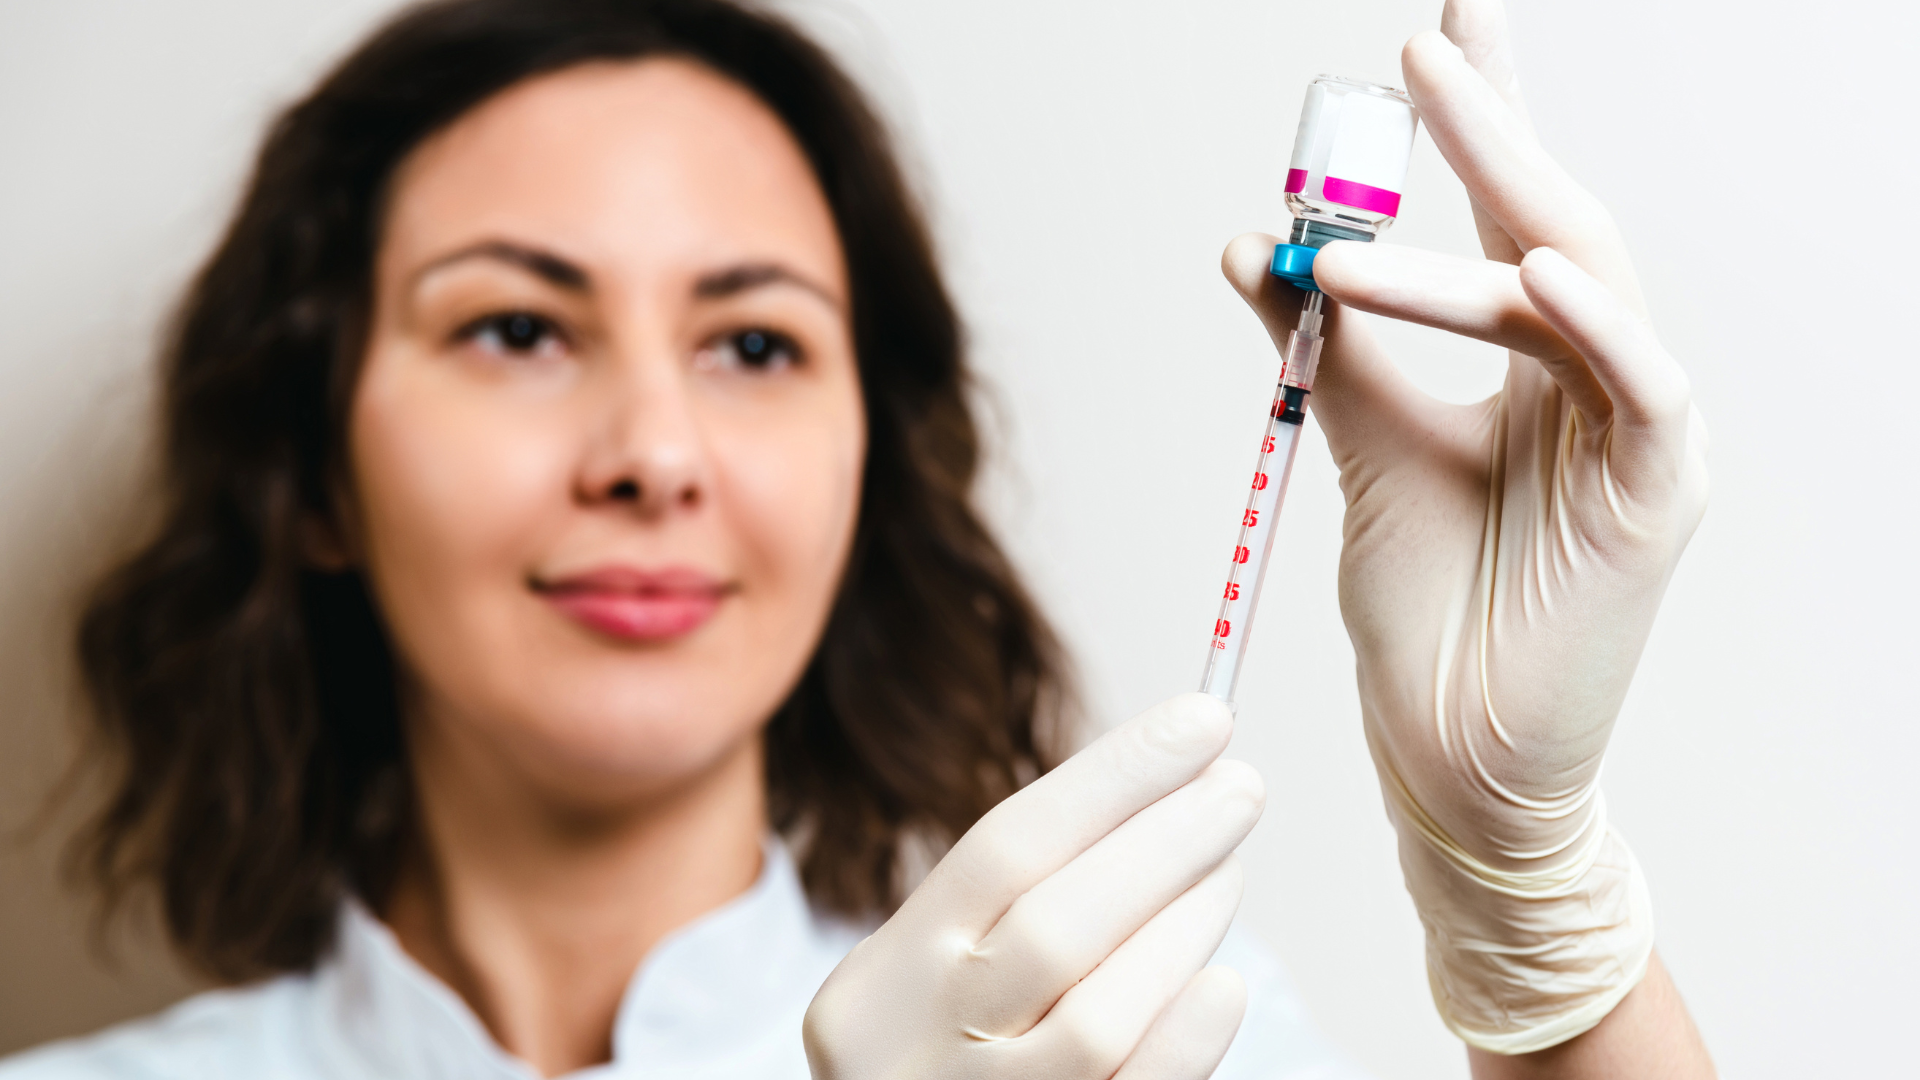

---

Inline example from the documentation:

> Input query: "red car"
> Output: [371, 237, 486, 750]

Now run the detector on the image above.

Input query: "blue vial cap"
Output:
[1269, 243, 1321, 292]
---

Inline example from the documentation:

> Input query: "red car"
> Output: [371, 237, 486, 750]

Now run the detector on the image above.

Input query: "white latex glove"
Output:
[804, 694, 1260, 1080]
[1223, 0, 1708, 1055]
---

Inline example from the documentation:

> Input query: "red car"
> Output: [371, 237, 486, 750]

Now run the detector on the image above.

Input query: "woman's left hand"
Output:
[1222, 0, 1710, 1060]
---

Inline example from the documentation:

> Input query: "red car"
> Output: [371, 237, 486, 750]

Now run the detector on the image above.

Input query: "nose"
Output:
[576, 357, 708, 519]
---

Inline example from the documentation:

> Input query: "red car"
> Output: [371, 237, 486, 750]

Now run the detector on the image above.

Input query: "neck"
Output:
[385, 721, 766, 1078]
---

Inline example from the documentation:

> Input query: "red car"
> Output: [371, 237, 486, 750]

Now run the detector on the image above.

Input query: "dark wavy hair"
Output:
[72, 0, 1069, 982]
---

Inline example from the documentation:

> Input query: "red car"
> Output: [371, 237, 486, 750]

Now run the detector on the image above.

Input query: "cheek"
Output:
[348, 354, 573, 672]
[717, 384, 866, 627]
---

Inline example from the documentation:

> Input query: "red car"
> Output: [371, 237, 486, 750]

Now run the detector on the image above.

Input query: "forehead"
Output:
[379, 57, 844, 292]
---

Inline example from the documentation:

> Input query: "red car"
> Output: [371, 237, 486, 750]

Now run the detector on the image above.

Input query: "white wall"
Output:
[1, 1, 1912, 1076]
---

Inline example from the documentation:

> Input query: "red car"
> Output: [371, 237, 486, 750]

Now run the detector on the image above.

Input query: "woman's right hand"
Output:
[803, 693, 1261, 1080]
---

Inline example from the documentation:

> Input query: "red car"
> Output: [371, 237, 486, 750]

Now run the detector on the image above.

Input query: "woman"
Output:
[3, 0, 1716, 1077]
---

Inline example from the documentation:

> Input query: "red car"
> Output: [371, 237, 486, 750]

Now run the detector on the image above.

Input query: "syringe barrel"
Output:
[1199, 368, 1310, 704]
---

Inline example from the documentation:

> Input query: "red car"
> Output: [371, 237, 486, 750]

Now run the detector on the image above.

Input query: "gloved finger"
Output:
[1441, 0, 1529, 119]
[1222, 233, 1449, 469]
[1518, 247, 1692, 455]
[908, 692, 1232, 937]
[1109, 967, 1249, 1080]
[961, 759, 1263, 1035]
[1438, 0, 1530, 263]
[1312, 241, 1611, 419]
[1003, 855, 1244, 1079]
[1401, 30, 1644, 311]
[1313, 241, 1572, 360]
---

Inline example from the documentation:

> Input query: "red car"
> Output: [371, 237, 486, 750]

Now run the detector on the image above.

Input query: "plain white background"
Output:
[1, 1, 1914, 1077]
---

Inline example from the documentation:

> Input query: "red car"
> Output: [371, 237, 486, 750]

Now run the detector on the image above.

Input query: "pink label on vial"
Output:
[1284, 168, 1308, 193]
[1322, 175, 1401, 216]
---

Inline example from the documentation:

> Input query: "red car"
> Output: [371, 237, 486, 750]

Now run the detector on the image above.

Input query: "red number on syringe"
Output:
[1252, 472, 1269, 490]
[1243, 509, 1260, 527]
[1214, 619, 1232, 638]
[1262, 435, 1276, 453]
[1223, 583, 1241, 600]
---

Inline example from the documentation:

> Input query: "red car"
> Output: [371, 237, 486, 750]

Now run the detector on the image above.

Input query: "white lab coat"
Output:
[0, 843, 1370, 1079]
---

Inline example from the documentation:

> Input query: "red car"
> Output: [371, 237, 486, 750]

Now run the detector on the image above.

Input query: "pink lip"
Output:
[535, 566, 730, 641]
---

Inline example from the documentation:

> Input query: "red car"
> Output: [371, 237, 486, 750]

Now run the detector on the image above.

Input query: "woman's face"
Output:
[348, 59, 863, 803]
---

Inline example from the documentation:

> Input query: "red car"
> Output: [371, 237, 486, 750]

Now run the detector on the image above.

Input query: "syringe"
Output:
[1199, 74, 1417, 705]
[1198, 289, 1324, 703]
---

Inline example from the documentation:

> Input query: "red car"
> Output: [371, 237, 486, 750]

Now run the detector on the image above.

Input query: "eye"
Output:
[698, 328, 802, 373]
[457, 311, 567, 359]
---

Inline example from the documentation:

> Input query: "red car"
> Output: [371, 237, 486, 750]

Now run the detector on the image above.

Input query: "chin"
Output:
[495, 676, 773, 798]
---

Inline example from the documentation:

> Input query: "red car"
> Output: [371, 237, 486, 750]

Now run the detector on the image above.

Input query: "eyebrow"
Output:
[695, 262, 842, 310]
[414, 241, 841, 311]
[417, 240, 591, 291]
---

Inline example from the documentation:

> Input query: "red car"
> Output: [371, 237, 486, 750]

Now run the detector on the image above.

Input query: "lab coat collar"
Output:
[320, 838, 846, 1079]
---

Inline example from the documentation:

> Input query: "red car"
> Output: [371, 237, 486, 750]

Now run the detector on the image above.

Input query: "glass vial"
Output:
[1284, 75, 1419, 248]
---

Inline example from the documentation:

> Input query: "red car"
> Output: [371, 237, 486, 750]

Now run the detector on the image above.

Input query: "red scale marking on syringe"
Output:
[1198, 293, 1323, 703]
